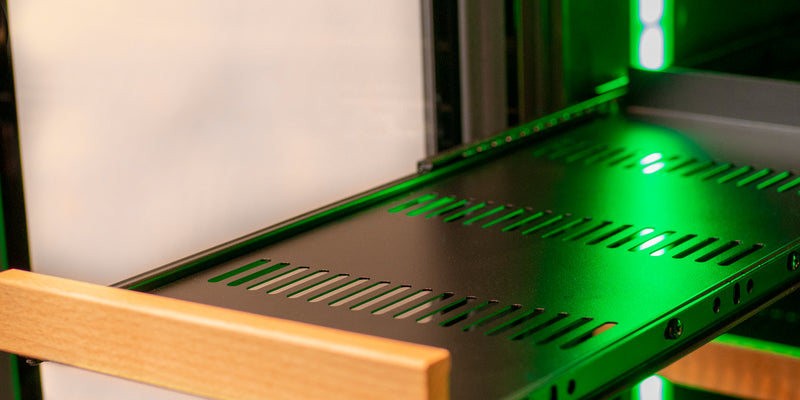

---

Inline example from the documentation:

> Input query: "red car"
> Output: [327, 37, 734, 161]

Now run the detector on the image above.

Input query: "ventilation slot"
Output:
[719, 244, 765, 266]
[536, 318, 594, 345]
[426, 199, 468, 218]
[560, 322, 617, 349]
[716, 166, 752, 183]
[329, 281, 391, 307]
[307, 278, 369, 303]
[607, 228, 657, 248]
[372, 289, 433, 315]
[486, 308, 546, 336]
[649, 234, 697, 257]
[549, 141, 594, 159]
[606, 151, 636, 166]
[407, 197, 455, 216]
[563, 221, 612, 242]
[521, 214, 569, 235]
[777, 177, 800, 193]
[443, 203, 486, 222]
[463, 206, 505, 225]
[502, 211, 548, 232]
[531, 138, 577, 157]
[586, 225, 634, 245]
[666, 158, 697, 173]
[208, 259, 269, 283]
[673, 238, 719, 259]
[287, 274, 351, 299]
[416, 297, 477, 324]
[695, 240, 741, 263]
[511, 313, 570, 341]
[483, 209, 524, 228]
[462, 304, 523, 332]
[756, 171, 791, 190]
[736, 168, 771, 187]
[440, 300, 499, 327]
[267, 270, 329, 294]
[542, 218, 592, 238]
[565, 144, 609, 162]
[394, 293, 455, 319]
[682, 161, 716, 177]
[388, 194, 438, 213]
[248, 267, 309, 291]
[227, 262, 290, 287]
[583, 147, 624, 164]
[629, 232, 675, 252]
[350, 285, 411, 311]
[699, 163, 732, 180]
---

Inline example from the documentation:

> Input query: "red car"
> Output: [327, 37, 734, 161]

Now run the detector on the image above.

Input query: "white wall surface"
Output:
[8, 1, 424, 398]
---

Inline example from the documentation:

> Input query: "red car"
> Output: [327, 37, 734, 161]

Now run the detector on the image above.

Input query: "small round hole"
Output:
[713, 297, 721, 313]
[567, 380, 576, 395]
[747, 279, 754, 293]
[733, 282, 741, 305]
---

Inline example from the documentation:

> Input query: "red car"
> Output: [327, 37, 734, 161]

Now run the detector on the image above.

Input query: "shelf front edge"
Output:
[0, 269, 450, 400]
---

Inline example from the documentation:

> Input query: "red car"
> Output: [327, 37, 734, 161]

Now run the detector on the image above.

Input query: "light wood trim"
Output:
[659, 338, 800, 400]
[0, 269, 450, 400]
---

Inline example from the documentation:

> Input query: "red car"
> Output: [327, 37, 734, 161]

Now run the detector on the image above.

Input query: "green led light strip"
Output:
[631, 0, 673, 70]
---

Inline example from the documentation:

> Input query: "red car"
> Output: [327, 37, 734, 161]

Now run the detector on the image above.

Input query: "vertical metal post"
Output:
[0, 2, 42, 399]
[457, 0, 508, 143]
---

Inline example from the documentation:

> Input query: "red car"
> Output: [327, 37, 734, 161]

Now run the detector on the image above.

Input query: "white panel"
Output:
[9, 0, 424, 397]
[41, 364, 208, 400]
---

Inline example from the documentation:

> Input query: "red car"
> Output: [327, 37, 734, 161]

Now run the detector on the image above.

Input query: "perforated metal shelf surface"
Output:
[119, 71, 800, 399]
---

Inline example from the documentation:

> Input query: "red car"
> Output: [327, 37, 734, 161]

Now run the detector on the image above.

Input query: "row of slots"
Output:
[207, 259, 616, 348]
[533, 138, 800, 193]
[389, 194, 764, 266]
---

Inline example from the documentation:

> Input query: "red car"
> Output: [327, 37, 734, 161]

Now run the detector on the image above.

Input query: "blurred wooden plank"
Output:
[660, 334, 800, 400]
[0, 269, 450, 400]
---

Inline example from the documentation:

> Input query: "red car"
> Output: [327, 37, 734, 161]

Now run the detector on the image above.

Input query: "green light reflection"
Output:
[636, 375, 667, 400]
[639, 26, 665, 70]
[631, 0, 672, 71]
[650, 248, 666, 257]
[639, 153, 663, 165]
[638, 234, 667, 251]
[643, 162, 665, 174]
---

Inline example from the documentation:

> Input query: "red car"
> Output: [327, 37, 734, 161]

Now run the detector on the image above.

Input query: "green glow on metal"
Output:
[650, 248, 666, 257]
[713, 334, 800, 358]
[639, 0, 664, 24]
[631, 0, 672, 70]
[594, 76, 630, 95]
[638, 235, 666, 251]
[637, 375, 665, 400]
[639, 26, 665, 70]
[639, 153, 663, 165]
[643, 162, 665, 174]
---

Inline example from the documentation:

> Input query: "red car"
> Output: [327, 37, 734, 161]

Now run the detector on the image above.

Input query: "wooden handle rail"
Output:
[0, 269, 450, 399]
[659, 336, 800, 400]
